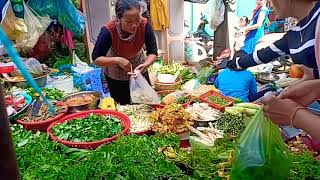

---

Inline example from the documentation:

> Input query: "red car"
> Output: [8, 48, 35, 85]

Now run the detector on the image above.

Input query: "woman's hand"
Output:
[135, 63, 149, 73]
[117, 57, 132, 72]
[261, 96, 304, 126]
[279, 80, 320, 107]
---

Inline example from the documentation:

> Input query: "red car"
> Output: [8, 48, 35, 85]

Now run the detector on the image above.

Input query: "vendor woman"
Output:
[92, 0, 158, 105]
[222, 0, 320, 79]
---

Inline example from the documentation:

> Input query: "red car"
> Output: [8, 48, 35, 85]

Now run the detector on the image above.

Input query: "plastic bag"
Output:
[231, 109, 290, 180]
[130, 73, 161, 104]
[24, 58, 43, 75]
[210, 0, 225, 31]
[2, 1, 52, 50]
[28, 0, 86, 37]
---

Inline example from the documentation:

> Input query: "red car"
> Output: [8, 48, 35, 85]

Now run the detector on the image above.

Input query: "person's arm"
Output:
[135, 22, 158, 72]
[227, 33, 290, 70]
[92, 27, 131, 72]
[294, 109, 320, 140]
[244, 10, 266, 32]
[144, 22, 158, 65]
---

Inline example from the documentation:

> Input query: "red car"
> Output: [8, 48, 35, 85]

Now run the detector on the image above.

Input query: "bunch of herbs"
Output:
[52, 114, 123, 142]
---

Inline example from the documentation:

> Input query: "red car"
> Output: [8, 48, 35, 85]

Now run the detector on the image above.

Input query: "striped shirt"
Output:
[228, 1, 320, 79]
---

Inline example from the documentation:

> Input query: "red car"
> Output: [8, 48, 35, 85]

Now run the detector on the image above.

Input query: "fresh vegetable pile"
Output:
[150, 104, 194, 134]
[52, 114, 123, 142]
[19, 102, 65, 122]
[186, 103, 221, 121]
[189, 125, 225, 148]
[207, 96, 229, 106]
[118, 104, 153, 133]
[216, 112, 247, 136]
[156, 63, 196, 84]
[11, 124, 320, 179]
[161, 91, 191, 105]
[197, 66, 215, 84]
[26, 87, 65, 101]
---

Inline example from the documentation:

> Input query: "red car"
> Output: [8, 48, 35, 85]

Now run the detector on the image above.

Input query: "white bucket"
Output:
[52, 76, 74, 93]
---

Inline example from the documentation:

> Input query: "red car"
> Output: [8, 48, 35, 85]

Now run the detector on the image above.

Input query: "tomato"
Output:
[289, 65, 304, 78]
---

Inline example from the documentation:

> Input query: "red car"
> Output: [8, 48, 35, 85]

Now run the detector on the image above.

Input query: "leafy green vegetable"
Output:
[179, 68, 196, 84]
[176, 96, 189, 104]
[26, 87, 65, 101]
[207, 96, 229, 106]
[52, 114, 123, 142]
[197, 66, 215, 84]
[288, 152, 320, 180]
[216, 113, 246, 136]
[11, 124, 320, 180]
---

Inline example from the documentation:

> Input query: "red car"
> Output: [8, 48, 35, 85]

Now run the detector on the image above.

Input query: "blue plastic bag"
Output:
[28, 0, 85, 37]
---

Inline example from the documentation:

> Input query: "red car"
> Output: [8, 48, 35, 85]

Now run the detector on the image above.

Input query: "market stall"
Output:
[0, 0, 320, 179]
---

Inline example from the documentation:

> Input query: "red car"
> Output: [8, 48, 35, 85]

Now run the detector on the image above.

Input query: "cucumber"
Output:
[235, 103, 261, 110]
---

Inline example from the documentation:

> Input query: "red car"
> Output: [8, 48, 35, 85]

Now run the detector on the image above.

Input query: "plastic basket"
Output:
[199, 91, 234, 111]
[16, 107, 67, 132]
[150, 90, 192, 109]
[47, 109, 131, 149]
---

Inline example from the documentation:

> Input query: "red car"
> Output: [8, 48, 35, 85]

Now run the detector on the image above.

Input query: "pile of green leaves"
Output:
[60, 135, 185, 179]
[179, 68, 196, 84]
[26, 87, 65, 101]
[207, 96, 229, 106]
[170, 138, 236, 179]
[11, 124, 320, 179]
[288, 152, 320, 179]
[197, 66, 215, 84]
[12, 124, 185, 179]
[216, 113, 247, 136]
[52, 114, 123, 142]
[177, 96, 189, 104]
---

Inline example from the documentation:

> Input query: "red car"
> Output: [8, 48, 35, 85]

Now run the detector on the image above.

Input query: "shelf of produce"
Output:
[199, 91, 235, 111]
[47, 109, 131, 149]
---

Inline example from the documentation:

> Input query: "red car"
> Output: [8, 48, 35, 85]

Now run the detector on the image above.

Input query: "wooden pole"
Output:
[0, 81, 19, 180]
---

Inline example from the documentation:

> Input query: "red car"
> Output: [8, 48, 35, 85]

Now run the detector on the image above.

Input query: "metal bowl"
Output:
[256, 73, 280, 84]
[5, 74, 48, 88]
[63, 91, 102, 114]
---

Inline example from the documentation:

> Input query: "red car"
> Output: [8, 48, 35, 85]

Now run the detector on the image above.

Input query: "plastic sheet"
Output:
[28, 0, 86, 37]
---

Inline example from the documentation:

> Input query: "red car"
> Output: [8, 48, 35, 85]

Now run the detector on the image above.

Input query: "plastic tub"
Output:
[47, 109, 131, 149]
[52, 76, 74, 93]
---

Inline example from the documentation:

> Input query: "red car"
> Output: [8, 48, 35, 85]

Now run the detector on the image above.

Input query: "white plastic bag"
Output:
[130, 73, 161, 104]
[24, 58, 43, 75]
[210, 0, 225, 31]
[3, 1, 52, 50]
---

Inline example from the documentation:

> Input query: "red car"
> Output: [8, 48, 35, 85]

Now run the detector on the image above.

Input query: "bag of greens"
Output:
[231, 108, 290, 180]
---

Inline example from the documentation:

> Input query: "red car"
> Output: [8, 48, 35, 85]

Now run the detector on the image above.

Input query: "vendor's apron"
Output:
[104, 49, 146, 81]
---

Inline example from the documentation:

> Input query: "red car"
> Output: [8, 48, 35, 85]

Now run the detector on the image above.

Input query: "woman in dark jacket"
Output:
[92, 0, 158, 105]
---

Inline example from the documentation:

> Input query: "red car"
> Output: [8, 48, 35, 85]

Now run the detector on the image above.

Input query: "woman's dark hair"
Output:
[115, 0, 141, 18]
[241, 16, 250, 24]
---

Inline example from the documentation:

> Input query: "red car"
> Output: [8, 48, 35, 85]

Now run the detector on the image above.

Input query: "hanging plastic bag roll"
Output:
[230, 108, 290, 180]
[130, 73, 161, 104]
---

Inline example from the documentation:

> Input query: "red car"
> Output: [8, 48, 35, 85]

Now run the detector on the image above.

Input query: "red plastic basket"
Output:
[151, 90, 193, 109]
[199, 91, 234, 111]
[16, 108, 67, 132]
[47, 109, 131, 149]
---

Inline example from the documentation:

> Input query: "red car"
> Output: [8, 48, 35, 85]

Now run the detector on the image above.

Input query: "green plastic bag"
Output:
[231, 108, 290, 180]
